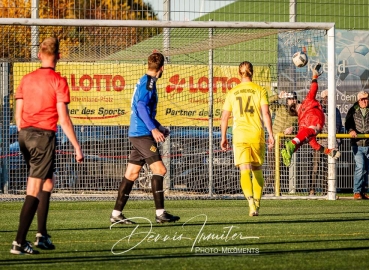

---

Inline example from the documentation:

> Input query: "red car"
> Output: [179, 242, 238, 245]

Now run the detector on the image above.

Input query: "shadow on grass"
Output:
[1, 243, 369, 266]
[2, 215, 369, 234]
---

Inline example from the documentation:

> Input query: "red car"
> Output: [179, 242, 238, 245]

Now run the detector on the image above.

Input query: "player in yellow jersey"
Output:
[221, 61, 274, 216]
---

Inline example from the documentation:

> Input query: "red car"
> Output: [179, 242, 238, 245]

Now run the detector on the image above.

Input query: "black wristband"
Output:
[318, 145, 325, 153]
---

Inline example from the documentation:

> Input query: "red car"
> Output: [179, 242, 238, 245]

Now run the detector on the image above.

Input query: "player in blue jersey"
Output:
[110, 52, 180, 224]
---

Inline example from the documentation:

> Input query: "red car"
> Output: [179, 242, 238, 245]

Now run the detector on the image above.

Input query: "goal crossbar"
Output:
[0, 18, 335, 30]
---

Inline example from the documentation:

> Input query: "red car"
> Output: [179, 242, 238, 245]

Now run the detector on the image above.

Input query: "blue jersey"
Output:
[129, 74, 161, 137]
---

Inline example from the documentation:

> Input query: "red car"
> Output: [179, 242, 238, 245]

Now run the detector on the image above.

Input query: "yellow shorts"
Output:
[233, 142, 265, 167]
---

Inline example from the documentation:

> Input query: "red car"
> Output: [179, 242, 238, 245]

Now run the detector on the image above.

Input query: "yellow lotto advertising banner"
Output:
[13, 63, 271, 126]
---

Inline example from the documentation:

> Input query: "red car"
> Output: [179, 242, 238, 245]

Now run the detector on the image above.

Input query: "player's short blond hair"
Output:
[39, 37, 59, 56]
[238, 61, 253, 78]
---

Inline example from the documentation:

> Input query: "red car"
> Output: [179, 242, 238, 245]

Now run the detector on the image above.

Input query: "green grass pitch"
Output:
[1, 199, 369, 269]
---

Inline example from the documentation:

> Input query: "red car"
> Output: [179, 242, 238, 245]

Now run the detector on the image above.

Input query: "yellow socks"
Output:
[252, 169, 264, 212]
[240, 169, 258, 216]
[240, 169, 253, 205]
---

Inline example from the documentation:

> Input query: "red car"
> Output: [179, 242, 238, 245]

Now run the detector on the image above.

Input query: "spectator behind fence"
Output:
[345, 91, 369, 200]
[310, 89, 343, 196]
[265, 91, 298, 194]
[221, 61, 274, 217]
[11, 37, 84, 255]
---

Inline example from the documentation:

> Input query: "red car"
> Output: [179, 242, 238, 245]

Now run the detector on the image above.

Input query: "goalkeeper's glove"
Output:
[311, 63, 323, 79]
[324, 148, 341, 159]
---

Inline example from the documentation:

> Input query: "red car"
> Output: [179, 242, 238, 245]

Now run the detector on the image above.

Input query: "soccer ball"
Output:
[292, 51, 308, 67]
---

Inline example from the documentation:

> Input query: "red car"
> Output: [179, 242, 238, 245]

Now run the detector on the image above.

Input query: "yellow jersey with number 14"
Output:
[222, 81, 269, 144]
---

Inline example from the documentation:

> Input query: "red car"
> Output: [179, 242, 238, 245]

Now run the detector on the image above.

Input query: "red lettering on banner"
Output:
[166, 74, 185, 93]
[80, 75, 93, 91]
[189, 77, 197, 93]
[177, 78, 185, 93]
[71, 74, 79, 91]
[103, 75, 112, 91]
[69, 74, 126, 91]
[166, 74, 240, 94]
[94, 75, 103, 91]
[112, 75, 125, 91]
[198, 77, 208, 93]
[165, 74, 178, 93]
[213, 77, 228, 93]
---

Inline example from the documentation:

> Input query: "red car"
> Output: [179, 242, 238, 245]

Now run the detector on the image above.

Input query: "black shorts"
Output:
[18, 127, 56, 180]
[129, 136, 162, 166]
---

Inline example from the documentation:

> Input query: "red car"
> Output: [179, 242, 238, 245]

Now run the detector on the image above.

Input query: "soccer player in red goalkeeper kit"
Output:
[281, 63, 341, 167]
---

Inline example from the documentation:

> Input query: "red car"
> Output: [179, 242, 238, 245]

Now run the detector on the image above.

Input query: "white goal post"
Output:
[0, 18, 337, 200]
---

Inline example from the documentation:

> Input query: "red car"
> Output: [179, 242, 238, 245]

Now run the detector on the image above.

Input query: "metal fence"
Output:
[0, 16, 361, 200]
[0, 0, 369, 199]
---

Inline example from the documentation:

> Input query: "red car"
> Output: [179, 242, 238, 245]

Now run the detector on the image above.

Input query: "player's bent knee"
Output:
[152, 167, 167, 176]
[149, 161, 167, 176]
[125, 173, 139, 181]
[42, 179, 54, 192]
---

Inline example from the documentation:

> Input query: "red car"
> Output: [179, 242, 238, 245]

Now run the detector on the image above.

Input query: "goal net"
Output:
[0, 19, 338, 200]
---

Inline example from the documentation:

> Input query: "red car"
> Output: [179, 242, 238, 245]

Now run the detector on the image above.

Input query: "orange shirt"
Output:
[15, 68, 70, 132]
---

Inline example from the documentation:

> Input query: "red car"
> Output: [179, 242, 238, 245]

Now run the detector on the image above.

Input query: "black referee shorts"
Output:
[18, 127, 56, 180]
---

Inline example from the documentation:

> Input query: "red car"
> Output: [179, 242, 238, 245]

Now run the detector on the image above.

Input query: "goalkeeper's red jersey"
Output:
[297, 80, 325, 130]
[15, 67, 70, 132]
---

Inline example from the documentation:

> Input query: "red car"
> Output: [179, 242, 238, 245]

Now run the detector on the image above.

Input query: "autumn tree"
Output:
[0, 0, 159, 60]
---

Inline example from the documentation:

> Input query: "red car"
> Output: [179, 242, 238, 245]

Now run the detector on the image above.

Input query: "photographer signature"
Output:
[110, 214, 259, 255]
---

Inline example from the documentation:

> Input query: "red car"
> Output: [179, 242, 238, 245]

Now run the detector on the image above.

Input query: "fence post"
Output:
[208, 23, 214, 196]
[0, 62, 10, 194]
[327, 25, 337, 200]
[275, 133, 281, 196]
